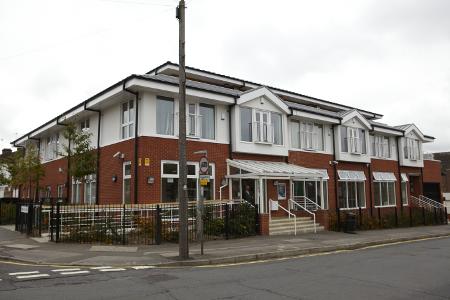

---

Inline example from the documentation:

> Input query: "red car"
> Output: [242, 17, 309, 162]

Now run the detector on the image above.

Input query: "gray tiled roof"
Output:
[140, 74, 242, 97]
[284, 100, 341, 118]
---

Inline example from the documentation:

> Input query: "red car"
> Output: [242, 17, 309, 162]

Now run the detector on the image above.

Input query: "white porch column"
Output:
[319, 178, 323, 209]
[259, 177, 264, 214]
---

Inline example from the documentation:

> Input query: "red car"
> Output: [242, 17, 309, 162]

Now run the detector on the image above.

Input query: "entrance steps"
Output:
[269, 217, 324, 235]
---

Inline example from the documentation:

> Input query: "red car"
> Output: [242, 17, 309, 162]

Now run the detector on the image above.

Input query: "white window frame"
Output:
[156, 96, 175, 136]
[160, 160, 216, 201]
[371, 135, 390, 158]
[57, 184, 64, 199]
[84, 174, 96, 205]
[71, 178, 81, 204]
[338, 180, 366, 209]
[80, 118, 90, 131]
[46, 133, 59, 161]
[374, 181, 396, 207]
[254, 109, 272, 143]
[405, 138, 421, 161]
[186, 102, 216, 140]
[293, 179, 329, 209]
[123, 161, 132, 204]
[293, 121, 324, 151]
[120, 100, 135, 140]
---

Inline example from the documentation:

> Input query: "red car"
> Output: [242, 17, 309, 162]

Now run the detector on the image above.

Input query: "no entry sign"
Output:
[199, 156, 209, 175]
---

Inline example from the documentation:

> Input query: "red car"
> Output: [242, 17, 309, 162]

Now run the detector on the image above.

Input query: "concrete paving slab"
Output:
[90, 246, 138, 253]
[72, 255, 169, 266]
[0, 225, 16, 231]
[4, 244, 39, 250]
[30, 237, 49, 243]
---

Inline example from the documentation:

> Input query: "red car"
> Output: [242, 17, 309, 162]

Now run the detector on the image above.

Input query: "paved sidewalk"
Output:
[1, 224, 450, 267]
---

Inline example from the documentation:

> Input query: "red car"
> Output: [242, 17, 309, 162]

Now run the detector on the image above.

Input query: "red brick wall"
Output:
[423, 160, 442, 183]
[37, 157, 68, 199]
[232, 152, 286, 162]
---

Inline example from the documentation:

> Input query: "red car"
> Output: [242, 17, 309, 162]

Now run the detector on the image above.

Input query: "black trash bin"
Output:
[344, 212, 356, 233]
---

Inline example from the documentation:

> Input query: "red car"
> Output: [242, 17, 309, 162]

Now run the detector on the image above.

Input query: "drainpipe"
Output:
[57, 118, 69, 203]
[29, 137, 41, 202]
[367, 161, 373, 217]
[396, 136, 402, 211]
[123, 81, 139, 204]
[85, 105, 101, 204]
[331, 124, 339, 213]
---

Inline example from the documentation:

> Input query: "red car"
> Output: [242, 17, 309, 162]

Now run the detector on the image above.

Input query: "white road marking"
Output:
[99, 268, 126, 272]
[60, 270, 90, 275]
[9, 271, 39, 276]
[51, 268, 81, 273]
[16, 274, 50, 279]
[132, 266, 154, 270]
[90, 266, 112, 270]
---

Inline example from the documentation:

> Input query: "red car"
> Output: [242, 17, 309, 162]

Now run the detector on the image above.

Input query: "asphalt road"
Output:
[1, 237, 450, 300]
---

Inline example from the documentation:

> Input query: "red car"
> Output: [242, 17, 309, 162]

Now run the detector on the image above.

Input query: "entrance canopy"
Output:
[226, 159, 326, 180]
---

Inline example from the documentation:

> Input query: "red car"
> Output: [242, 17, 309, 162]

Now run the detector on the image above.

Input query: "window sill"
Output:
[374, 205, 396, 208]
[253, 141, 273, 145]
[339, 207, 367, 210]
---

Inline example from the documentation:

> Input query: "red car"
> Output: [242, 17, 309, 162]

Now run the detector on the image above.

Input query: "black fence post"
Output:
[27, 203, 33, 236]
[422, 207, 426, 226]
[358, 207, 362, 229]
[378, 207, 381, 228]
[122, 204, 126, 245]
[254, 204, 259, 235]
[50, 202, 54, 242]
[15, 202, 20, 231]
[38, 202, 42, 237]
[55, 201, 61, 243]
[0, 200, 2, 226]
[224, 204, 229, 240]
[155, 205, 162, 245]
[433, 207, 437, 225]
[394, 206, 398, 227]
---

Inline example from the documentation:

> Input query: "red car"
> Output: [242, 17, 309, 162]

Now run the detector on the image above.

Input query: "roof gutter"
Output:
[122, 79, 139, 205]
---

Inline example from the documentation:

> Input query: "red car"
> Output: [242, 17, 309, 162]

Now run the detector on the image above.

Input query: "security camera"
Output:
[113, 151, 121, 158]
[329, 160, 339, 165]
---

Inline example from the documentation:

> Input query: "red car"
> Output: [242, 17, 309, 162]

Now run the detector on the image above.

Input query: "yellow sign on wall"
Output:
[144, 158, 150, 166]
[200, 178, 209, 186]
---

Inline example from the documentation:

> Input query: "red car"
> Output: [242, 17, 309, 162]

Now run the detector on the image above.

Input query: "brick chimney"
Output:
[1, 148, 12, 156]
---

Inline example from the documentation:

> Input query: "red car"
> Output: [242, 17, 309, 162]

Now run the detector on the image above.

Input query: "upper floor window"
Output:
[156, 97, 174, 135]
[240, 107, 282, 145]
[187, 103, 215, 139]
[370, 135, 390, 158]
[240, 107, 252, 142]
[404, 138, 420, 160]
[46, 133, 59, 160]
[121, 100, 134, 139]
[80, 118, 90, 131]
[291, 120, 324, 151]
[341, 126, 366, 154]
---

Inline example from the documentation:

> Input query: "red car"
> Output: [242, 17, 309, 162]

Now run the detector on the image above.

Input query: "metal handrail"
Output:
[289, 198, 317, 233]
[419, 195, 444, 209]
[271, 199, 296, 235]
[410, 195, 438, 211]
[293, 196, 321, 211]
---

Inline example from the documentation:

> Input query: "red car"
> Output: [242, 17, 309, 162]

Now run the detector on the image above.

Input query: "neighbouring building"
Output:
[0, 148, 16, 198]
[11, 61, 443, 233]
[427, 152, 450, 200]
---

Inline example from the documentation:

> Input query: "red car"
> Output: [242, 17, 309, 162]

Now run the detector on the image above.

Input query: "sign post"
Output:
[197, 155, 209, 255]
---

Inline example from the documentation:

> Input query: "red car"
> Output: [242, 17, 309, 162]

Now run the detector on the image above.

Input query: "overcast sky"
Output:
[1, 0, 449, 152]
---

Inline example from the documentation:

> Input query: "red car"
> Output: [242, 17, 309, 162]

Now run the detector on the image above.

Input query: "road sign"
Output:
[200, 178, 209, 186]
[199, 156, 209, 175]
[21, 205, 29, 214]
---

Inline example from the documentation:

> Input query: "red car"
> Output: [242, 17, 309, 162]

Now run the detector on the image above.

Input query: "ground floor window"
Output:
[57, 184, 64, 198]
[84, 174, 96, 205]
[374, 182, 396, 207]
[161, 161, 215, 203]
[338, 181, 365, 209]
[293, 180, 328, 209]
[401, 182, 408, 205]
[123, 161, 131, 204]
[71, 178, 81, 204]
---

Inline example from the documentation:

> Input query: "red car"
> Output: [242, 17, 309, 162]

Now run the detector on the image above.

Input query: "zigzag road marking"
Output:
[9, 271, 39, 276]
[51, 268, 81, 273]
[99, 268, 126, 272]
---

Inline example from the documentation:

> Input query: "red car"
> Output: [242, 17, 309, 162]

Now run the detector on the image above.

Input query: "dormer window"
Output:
[370, 135, 390, 158]
[404, 138, 421, 160]
[80, 118, 90, 131]
[341, 126, 366, 154]
[240, 107, 282, 145]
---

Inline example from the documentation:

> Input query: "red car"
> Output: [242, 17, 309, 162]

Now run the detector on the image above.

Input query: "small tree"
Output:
[60, 123, 97, 199]
[1, 144, 44, 200]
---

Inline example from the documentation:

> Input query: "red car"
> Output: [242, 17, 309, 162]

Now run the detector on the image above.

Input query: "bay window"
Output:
[271, 112, 282, 145]
[240, 107, 283, 145]
[156, 97, 174, 135]
[291, 120, 324, 151]
[337, 170, 366, 209]
[254, 110, 270, 143]
[404, 138, 421, 160]
[161, 161, 215, 202]
[121, 100, 134, 139]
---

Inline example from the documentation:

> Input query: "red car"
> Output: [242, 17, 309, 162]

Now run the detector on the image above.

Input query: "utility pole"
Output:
[177, 0, 189, 260]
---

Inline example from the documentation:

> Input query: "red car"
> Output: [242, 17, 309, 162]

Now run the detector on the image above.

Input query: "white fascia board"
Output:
[291, 109, 340, 124]
[12, 136, 29, 147]
[127, 78, 235, 104]
[423, 136, 434, 143]
[158, 64, 244, 86]
[341, 110, 371, 129]
[58, 105, 85, 123]
[86, 85, 124, 109]
[371, 126, 403, 136]
[237, 87, 290, 114]
[404, 124, 425, 141]
[29, 120, 58, 138]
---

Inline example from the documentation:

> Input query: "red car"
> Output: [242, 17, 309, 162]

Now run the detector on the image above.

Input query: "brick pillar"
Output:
[259, 213, 270, 235]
